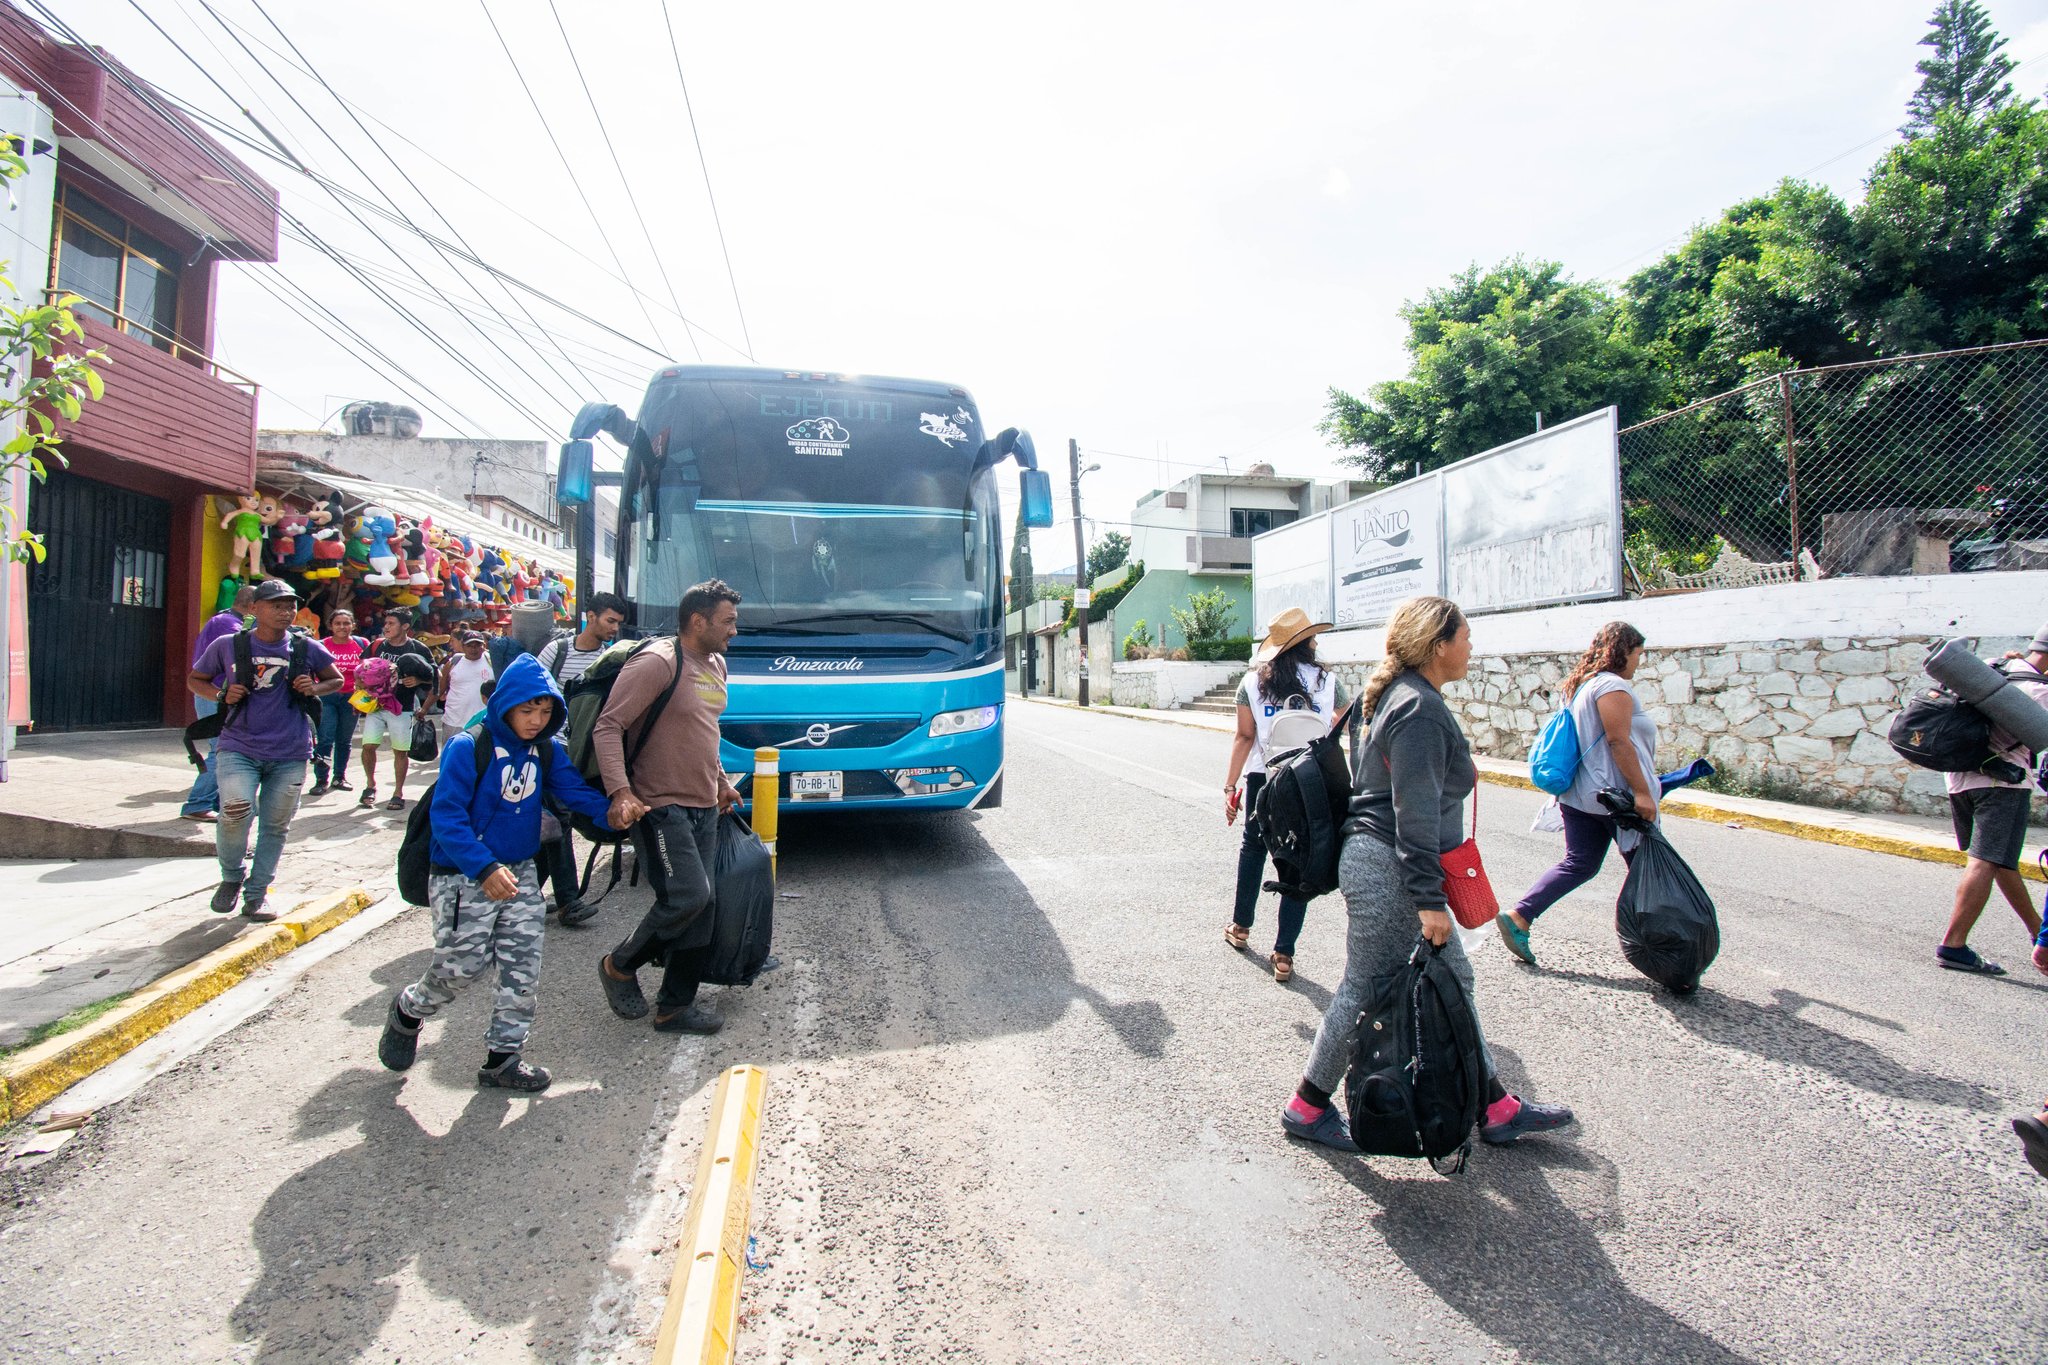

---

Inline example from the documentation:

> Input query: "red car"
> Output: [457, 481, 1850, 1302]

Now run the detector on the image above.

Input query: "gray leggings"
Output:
[1302, 834, 1497, 1095]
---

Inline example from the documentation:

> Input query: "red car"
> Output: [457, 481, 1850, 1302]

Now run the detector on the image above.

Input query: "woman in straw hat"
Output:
[1224, 607, 1346, 982]
[1281, 595, 1574, 1154]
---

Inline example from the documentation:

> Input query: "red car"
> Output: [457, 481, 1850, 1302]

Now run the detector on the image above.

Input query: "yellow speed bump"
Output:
[654, 1064, 770, 1365]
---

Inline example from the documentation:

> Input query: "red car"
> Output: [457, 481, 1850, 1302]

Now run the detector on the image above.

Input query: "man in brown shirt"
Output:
[595, 579, 744, 1033]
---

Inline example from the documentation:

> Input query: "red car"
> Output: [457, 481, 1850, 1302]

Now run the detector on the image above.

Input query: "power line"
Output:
[235, 0, 605, 405]
[545, 0, 702, 362]
[660, 0, 752, 360]
[189, 4, 749, 361]
[478, 0, 674, 360]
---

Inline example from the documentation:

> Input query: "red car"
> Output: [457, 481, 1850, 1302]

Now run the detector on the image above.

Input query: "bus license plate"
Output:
[790, 771, 843, 801]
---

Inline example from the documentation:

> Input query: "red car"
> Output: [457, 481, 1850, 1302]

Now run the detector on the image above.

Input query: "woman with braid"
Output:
[1281, 595, 1575, 1153]
[1497, 622, 1657, 967]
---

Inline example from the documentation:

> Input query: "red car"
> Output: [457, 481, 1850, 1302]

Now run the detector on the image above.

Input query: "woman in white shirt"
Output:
[1223, 608, 1346, 983]
[1499, 622, 1657, 967]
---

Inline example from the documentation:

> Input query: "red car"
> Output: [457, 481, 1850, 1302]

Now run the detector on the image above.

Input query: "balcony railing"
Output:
[1188, 534, 1255, 570]
[47, 289, 258, 394]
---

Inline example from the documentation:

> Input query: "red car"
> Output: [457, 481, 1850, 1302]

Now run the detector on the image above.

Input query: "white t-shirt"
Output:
[442, 654, 495, 728]
[536, 635, 610, 685]
[1236, 663, 1341, 776]
[1946, 660, 2048, 794]
[1562, 672, 1658, 819]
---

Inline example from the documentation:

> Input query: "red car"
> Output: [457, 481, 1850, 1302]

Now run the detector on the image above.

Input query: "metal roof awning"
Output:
[256, 469, 578, 578]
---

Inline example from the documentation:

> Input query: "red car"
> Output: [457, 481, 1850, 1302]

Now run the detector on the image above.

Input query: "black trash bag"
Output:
[701, 812, 775, 987]
[1614, 823, 1720, 993]
[1346, 936, 1487, 1171]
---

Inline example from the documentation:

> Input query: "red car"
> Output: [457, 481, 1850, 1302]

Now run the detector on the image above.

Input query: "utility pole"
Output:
[1070, 437, 1091, 708]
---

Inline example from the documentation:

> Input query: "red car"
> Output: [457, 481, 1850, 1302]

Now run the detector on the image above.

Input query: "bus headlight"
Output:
[928, 705, 999, 738]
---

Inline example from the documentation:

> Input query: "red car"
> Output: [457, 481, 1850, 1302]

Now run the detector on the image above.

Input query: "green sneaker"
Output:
[1496, 911, 1537, 966]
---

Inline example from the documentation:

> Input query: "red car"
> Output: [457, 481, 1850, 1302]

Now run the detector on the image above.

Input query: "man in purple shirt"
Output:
[180, 582, 258, 822]
[186, 579, 344, 920]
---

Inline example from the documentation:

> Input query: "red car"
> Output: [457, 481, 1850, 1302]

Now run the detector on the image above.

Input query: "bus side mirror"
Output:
[1019, 469, 1054, 528]
[556, 440, 594, 507]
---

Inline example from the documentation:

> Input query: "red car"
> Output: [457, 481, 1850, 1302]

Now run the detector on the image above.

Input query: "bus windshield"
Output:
[627, 376, 1002, 644]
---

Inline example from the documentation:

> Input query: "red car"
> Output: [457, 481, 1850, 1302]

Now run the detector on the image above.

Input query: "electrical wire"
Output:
[659, 0, 752, 360]
[478, 0, 675, 360]
[545, 0, 702, 362]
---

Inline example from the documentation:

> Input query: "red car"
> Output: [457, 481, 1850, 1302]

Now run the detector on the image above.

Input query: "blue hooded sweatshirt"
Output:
[429, 653, 614, 880]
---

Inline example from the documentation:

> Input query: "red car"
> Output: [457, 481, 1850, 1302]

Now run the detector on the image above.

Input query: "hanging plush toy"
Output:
[351, 654, 400, 715]
[475, 545, 506, 603]
[399, 518, 432, 586]
[219, 492, 268, 579]
[362, 507, 400, 586]
[269, 504, 314, 572]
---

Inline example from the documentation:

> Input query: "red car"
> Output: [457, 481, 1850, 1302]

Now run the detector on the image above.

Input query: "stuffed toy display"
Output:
[361, 507, 401, 586]
[268, 504, 314, 572]
[218, 492, 271, 579]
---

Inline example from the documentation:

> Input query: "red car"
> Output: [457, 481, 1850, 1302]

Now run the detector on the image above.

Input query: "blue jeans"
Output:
[214, 750, 306, 904]
[314, 693, 360, 784]
[181, 696, 219, 817]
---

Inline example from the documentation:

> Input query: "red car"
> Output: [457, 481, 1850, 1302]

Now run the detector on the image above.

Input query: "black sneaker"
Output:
[477, 1056, 552, 1092]
[651, 1004, 724, 1034]
[241, 900, 277, 923]
[306, 780, 331, 799]
[378, 996, 421, 1071]
[210, 880, 243, 915]
[598, 955, 649, 1019]
[558, 899, 599, 928]
[1481, 1097, 1576, 1145]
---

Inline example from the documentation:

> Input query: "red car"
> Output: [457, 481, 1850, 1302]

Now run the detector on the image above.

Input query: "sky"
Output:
[40, 0, 2048, 570]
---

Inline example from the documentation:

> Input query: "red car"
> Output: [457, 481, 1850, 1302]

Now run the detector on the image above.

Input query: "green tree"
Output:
[1006, 513, 1034, 614]
[1323, 258, 1661, 480]
[1904, 0, 2017, 133]
[1084, 530, 1130, 583]
[1169, 586, 1237, 645]
[0, 149, 105, 565]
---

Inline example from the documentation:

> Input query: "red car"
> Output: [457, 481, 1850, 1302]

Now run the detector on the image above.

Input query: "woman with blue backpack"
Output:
[1499, 621, 1659, 966]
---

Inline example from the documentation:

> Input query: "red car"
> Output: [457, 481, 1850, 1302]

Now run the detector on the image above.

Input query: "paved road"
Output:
[2, 701, 2045, 1362]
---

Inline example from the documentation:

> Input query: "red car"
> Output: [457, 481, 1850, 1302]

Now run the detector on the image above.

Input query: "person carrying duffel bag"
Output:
[1280, 595, 1575, 1157]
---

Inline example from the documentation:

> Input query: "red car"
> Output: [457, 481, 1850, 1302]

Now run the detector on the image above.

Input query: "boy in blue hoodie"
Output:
[377, 655, 622, 1092]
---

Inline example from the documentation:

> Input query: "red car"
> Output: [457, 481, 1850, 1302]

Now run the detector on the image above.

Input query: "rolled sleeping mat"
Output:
[1925, 638, 2048, 752]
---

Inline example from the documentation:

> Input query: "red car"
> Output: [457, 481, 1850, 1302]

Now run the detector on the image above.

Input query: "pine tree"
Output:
[1904, 0, 2017, 132]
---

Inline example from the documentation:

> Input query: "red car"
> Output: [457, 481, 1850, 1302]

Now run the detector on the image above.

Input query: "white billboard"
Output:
[1332, 474, 1442, 629]
[1251, 512, 1333, 636]
[1441, 407, 1622, 614]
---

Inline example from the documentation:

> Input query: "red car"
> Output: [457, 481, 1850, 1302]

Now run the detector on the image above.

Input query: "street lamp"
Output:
[1070, 445, 1100, 706]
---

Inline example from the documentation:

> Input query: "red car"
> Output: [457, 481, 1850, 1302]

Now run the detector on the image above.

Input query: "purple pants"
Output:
[1517, 802, 1635, 922]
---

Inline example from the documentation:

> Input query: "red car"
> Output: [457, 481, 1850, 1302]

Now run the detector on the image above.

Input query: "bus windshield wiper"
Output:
[771, 612, 973, 644]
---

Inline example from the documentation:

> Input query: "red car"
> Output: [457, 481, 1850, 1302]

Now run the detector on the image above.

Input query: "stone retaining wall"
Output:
[1330, 633, 2038, 818]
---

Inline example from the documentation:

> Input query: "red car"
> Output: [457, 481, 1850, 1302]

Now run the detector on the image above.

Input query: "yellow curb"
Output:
[655, 1064, 769, 1365]
[1474, 770, 2046, 883]
[0, 886, 376, 1125]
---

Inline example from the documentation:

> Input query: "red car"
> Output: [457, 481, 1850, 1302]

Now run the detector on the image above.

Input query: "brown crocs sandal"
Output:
[1270, 952, 1294, 983]
[1224, 923, 1249, 951]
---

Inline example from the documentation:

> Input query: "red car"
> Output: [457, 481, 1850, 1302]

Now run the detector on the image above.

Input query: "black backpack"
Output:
[182, 629, 321, 769]
[561, 639, 685, 846]
[1346, 936, 1488, 1174]
[1252, 701, 1359, 900]
[1887, 685, 1998, 773]
[395, 723, 497, 907]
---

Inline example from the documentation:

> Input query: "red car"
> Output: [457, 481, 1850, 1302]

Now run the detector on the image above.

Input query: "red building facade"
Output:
[0, 3, 280, 729]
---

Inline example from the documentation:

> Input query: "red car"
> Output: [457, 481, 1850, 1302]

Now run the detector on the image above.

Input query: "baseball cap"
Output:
[250, 579, 300, 604]
[460, 631, 487, 645]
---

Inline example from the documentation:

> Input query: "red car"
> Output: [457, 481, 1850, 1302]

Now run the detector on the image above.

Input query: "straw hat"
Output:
[1252, 606, 1331, 664]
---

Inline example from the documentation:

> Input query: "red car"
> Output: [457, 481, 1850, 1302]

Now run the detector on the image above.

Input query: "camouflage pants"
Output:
[400, 860, 547, 1053]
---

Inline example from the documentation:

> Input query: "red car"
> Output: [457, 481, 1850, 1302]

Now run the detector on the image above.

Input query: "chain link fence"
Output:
[1617, 338, 2048, 591]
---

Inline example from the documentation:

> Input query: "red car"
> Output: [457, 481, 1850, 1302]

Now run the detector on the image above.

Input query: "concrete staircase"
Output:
[1184, 680, 1241, 715]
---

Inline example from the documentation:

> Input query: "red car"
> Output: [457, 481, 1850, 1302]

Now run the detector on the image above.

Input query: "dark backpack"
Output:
[182, 629, 320, 769]
[395, 723, 497, 907]
[561, 638, 685, 846]
[1887, 685, 1998, 773]
[1346, 936, 1488, 1173]
[1252, 701, 1359, 900]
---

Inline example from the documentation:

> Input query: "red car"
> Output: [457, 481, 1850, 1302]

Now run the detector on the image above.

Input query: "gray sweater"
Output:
[1345, 669, 1475, 910]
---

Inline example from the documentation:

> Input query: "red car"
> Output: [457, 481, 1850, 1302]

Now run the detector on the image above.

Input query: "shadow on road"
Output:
[1333, 1140, 1756, 1364]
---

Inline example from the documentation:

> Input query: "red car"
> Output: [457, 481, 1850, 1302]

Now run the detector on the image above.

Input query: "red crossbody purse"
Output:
[1439, 770, 1499, 930]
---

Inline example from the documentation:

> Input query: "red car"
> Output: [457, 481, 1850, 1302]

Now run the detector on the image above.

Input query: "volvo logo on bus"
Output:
[769, 656, 864, 672]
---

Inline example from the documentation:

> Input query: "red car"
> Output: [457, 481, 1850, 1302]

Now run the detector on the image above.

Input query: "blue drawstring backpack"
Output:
[1528, 705, 1581, 795]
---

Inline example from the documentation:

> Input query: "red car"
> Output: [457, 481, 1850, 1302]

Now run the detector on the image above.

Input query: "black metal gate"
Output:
[26, 468, 171, 730]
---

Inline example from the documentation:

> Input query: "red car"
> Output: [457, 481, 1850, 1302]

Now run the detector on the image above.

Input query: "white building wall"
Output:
[259, 432, 555, 531]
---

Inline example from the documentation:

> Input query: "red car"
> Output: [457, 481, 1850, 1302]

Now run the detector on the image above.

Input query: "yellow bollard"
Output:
[752, 747, 779, 878]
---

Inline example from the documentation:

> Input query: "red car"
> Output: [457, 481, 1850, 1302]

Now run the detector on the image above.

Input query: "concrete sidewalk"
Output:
[1022, 694, 2048, 879]
[1, 729, 413, 1048]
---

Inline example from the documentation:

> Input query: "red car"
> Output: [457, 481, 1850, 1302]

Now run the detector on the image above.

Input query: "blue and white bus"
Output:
[559, 366, 1051, 813]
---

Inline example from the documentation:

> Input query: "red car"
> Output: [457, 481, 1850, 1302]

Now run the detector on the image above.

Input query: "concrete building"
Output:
[6, 4, 280, 731]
